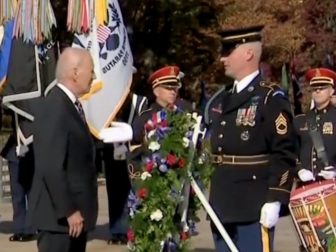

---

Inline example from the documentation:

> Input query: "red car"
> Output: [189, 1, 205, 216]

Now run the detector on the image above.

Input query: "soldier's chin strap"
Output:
[307, 112, 329, 167]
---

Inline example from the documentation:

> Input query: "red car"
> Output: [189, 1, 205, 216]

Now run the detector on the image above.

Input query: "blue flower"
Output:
[159, 164, 168, 173]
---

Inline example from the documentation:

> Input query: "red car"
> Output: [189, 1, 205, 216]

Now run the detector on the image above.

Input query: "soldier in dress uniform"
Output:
[295, 68, 336, 184]
[132, 66, 191, 144]
[204, 25, 296, 252]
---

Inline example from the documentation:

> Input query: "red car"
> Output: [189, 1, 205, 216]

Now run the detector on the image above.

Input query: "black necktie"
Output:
[232, 84, 237, 94]
[74, 100, 86, 122]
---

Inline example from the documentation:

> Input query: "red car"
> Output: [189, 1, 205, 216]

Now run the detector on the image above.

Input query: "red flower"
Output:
[180, 231, 189, 241]
[178, 158, 186, 168]
[146, 161, 155, 173]
[137, 188, 148, 199]
[167, 154, 177, 166]
[127, 229, 135, 241]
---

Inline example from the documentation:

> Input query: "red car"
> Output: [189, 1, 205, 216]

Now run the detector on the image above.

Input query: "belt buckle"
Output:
[213, 155, 223, 164]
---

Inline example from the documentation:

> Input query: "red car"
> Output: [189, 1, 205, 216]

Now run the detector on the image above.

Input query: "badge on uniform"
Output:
[236, 103, 258, 126]
[212, 104, 222, 114]
[240, 130, 250, 141]
[322, 122, 333, 135]
[275, 113, 287, 135]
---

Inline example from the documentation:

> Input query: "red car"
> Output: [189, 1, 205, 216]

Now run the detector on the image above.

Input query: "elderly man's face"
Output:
[75, 55, 95, 96]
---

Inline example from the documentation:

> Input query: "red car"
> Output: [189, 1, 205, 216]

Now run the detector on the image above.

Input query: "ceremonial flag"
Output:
[2, 38, 57, 155]
[280, 63, 289, 94]
[72, 0, 133, 137]
[290, 60, 302, 115]
[0, 20, 14, 91]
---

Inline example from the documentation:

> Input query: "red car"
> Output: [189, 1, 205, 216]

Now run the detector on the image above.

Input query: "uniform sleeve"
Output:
[263, 93, 296, 204]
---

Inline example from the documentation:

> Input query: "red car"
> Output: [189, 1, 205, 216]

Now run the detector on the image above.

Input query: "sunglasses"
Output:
[158, 84, 181, 91]
[309, 86, 330, 92]
[220, 43, 242, 57]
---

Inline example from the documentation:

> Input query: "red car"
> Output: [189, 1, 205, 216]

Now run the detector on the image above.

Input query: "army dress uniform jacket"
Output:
[205, 74, 296, 223]
[294, 104, 336, 178]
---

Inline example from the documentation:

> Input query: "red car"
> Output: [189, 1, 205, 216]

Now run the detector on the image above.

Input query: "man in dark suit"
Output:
[204, 26, 296, 251]
[28, 48, 98, 252]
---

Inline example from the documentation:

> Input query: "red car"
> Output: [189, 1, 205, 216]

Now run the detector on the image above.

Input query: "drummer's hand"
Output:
[259, 202, 281, 228]
[318, 166, 336, 180]
[298, 169, 315, 182]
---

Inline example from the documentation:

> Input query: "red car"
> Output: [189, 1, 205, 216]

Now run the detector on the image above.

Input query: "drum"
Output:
[289, 180, 336, 252]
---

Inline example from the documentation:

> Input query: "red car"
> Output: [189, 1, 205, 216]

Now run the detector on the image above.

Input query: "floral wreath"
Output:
[127, 105, 213, 252]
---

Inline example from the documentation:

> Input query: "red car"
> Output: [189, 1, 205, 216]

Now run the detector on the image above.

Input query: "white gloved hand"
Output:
[99, 122, 133, 143]
[113, 143, 128, 160]
[259, 202, 281, 228]
[298, 169, 315, 182]
[318, 166, 336, 180]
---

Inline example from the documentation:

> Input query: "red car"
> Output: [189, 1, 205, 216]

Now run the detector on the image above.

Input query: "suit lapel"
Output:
[222, 74, 262, 114]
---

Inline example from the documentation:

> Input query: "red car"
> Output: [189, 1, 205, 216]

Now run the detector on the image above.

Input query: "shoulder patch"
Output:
[272, 90, 285, 97]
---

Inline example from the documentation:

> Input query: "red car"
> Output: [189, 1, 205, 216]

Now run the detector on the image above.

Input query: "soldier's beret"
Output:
[305, 68, 336, 87]
[147, 66, 182, 89]
[219, 25, 264, 56]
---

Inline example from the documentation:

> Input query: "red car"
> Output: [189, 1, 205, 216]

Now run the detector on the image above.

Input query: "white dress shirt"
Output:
[234, 70, 259, 93]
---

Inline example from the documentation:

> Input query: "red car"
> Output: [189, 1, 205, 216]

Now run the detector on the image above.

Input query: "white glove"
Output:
[318, 166, 336, 180]
[113, 143, 128, 160]
[298, 169, 315, 182]
[259, 202, 281, 228]
[99, 122, 133, 143]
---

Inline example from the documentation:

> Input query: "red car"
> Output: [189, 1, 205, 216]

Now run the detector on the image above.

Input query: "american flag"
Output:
[97, 25, 111, 43]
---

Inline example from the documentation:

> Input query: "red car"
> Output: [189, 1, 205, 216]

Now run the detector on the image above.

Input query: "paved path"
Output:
[0, 185, 300, 251]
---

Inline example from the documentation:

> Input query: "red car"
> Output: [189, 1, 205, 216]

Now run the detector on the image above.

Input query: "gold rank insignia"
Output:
[322, 122, 333, 135]
[275, 113, 287, 135]
[279, 170, 289, 186]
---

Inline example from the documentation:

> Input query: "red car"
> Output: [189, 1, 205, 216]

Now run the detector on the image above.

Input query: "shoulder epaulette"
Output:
[259, 81, 286, 104]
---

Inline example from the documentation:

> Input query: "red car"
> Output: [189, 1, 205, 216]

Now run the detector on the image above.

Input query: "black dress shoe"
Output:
[9, 233, 36, 242]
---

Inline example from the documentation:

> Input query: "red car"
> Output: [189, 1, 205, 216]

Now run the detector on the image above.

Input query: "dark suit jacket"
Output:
[28, 86, 98, 232]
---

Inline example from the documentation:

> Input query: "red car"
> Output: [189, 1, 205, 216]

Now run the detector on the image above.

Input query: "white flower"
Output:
[192, 112, 199, 120]
[141, 171, 152, 181]
[148, 141, 161, 152]
[150, 209, 163, 222]
[183, 137, 190, 148]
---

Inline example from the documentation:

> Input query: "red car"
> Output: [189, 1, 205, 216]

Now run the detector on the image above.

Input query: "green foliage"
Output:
[128, 109, 213, 251]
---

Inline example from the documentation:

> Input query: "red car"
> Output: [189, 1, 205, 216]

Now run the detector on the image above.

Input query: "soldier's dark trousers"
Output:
[212, 221, 274, 252]
[7, 146, 34, 235]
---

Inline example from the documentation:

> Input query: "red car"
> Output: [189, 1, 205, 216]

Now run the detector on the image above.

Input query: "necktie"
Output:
[74, 100, 86, 122]
[231, 84, 237, 94]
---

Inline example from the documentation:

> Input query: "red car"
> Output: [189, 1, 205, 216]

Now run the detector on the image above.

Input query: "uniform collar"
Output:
[234, 70, 259, 93]
[314, 102, 334, 114]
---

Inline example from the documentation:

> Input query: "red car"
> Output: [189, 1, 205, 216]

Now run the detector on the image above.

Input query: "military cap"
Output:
[305, 67, 336, 87]
[219, 25, 264, 56]
[147, 66, 182, 89]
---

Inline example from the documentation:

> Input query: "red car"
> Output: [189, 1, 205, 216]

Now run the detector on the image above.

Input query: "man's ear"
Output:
[330, 87, 335, 96]
[153, 87, 159, 97]
[245, 48, 254, 61]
